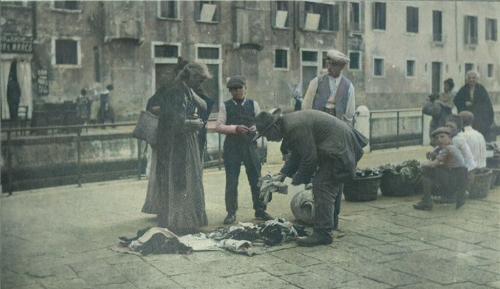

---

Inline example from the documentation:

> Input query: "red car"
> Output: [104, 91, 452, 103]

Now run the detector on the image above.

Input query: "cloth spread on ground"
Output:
[116, 219, 306, 257]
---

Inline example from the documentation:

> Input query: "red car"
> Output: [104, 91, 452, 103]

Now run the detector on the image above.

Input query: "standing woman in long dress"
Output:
[156, 62, 211, 233]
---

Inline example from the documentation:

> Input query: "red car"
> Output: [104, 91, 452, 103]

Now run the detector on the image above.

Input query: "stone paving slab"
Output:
[2, 146, 500, 289]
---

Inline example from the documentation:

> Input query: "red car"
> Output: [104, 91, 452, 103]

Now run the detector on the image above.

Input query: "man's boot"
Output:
[413, 200, 433, 211]
[297, 229, 333, 247]
[255, 210, 273, 221]
[223, 213, 236, 225]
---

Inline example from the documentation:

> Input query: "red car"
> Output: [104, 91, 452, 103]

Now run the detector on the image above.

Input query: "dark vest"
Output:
[224, 99, 256, 145]
[312, 75, 352, 123]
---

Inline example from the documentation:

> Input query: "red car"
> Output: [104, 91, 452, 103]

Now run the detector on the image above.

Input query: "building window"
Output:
[486, 18, 497, 41]
[55, 39, 79, 65]
[349, 51, 361, 70]
[433, 10, 443, 42]
[350, 2, 361, 32]
[301, 50, 319, 94]
[273, 1, 289, 28]
[303, 2, 339, 31]
[53, 1, 80, 11]
[372, 2, 386, 30]
[195, 1, 219, 23]
[196, 45, 221, 111]
[406, 7, 418, 33]
[488, 64, 494, 78]
[464, 16, 478, 45]
[274, 49, 288, 70]
[154, 44, 179, 58]
[465, 63, 474, 74]
[1, 1, 29, 7]
[406, 60, 416, 77]
[373, 58, 384, 76]
[158, 1, 179, 19]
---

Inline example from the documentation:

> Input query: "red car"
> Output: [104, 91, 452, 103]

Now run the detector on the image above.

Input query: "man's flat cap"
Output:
[326, 49, 350, 64]
[226, 75, 246, 88]
[431, 127, 452, 137]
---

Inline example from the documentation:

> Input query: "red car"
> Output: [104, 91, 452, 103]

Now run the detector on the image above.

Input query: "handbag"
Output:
[132, 110, 159, 145]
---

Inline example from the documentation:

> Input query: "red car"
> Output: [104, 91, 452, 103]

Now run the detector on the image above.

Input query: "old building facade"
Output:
[0, 0, 499, 122]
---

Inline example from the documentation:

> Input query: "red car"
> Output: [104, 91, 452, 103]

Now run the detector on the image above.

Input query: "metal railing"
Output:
[1, 121, 266, 194]
[369, 108, 424, 151]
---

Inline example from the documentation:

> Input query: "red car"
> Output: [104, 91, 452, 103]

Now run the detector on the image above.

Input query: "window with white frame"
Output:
[195, 1, 219, 23]
[349, 52, 361, 70]
[433, 10, 443, 42]
[301, 50, 319, 94]
[350, 2, 361, 32]
[406, 6, 419, 33]
[1, 1, 29, 7]
[486, 18, 497, 41]
[158, 0, 179, 19]
[274, 49, 288, 69]
[373, 58, 384, 76]
[53, 1, 80, 11]
[488, 64, 494, 78]
[464, 16, 478, 45]
[54, 39, 80, 66]
[154, 44, 179, 58]
[273, 1, 290, 28]
[406, 60, 416, 77]
[303, 2, 339, 31]
[196, 45, 221, 111]
[372, 2, 386, 30]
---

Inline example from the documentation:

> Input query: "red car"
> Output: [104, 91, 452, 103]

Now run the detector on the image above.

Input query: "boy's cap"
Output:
[431, 127, 452, 137]
[226, 75, 246, 89]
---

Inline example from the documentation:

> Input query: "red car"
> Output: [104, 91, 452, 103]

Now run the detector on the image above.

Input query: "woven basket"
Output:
[132, 111, 158, 145]
[469, 169, 492, 199]
[380, 173, 421, 196]
[344, 174, 381, 202]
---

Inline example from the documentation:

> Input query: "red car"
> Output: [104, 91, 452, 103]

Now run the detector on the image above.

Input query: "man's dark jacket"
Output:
[454, 83, 494, 137]
[279, 110, 365, 185]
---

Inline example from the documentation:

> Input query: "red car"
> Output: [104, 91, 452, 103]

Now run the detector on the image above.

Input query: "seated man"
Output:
[414, 127, 467, 211]
[459, 111, 487, 169]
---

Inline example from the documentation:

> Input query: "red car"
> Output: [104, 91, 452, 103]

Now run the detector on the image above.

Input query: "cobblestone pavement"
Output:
[2, 146, 500, 289]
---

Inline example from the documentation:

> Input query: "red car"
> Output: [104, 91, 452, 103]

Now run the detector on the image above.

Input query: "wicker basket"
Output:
[380, 173, 421, 196]
[489, 168, 500, 188]
[344, 174, 381, 202]
[468, 169, 492, 199]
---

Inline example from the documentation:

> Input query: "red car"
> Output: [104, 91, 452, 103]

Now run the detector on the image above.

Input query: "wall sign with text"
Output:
[1, 34, 33, 54]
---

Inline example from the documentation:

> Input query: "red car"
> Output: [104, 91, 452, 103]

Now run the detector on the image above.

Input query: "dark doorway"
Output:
[431, 62, 441, 94]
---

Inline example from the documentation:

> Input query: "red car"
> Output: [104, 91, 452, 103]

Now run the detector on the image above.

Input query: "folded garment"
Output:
[217, 239, 255, 256]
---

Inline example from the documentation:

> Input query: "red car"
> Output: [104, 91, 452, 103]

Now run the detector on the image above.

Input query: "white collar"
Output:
[232, 98, 247, 105]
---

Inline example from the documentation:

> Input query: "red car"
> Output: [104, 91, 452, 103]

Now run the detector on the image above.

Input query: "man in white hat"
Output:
[302, 48, 355, 233]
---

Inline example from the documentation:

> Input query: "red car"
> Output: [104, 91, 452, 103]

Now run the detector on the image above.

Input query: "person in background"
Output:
[445, 115, 476, 172]
[98, 84, 115, 125]
[414, 127, 467, 211]
[459, 111, 487, 169]
[423, 93, 453, 139]
[76, 88, 91, 125]
[216, 75, 273, 225]
[440, 78, 455, 109]
[302, 48, 355, 233]
[454, 71, 494, 141]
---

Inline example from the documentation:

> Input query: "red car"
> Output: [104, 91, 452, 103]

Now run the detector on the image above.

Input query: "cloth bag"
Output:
[132, 111, 158, 145]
